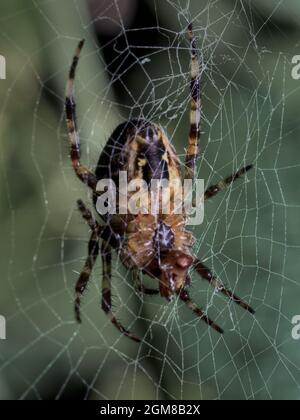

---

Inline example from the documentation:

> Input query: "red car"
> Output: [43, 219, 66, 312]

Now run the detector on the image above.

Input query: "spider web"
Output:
[1, 0, 300, 400]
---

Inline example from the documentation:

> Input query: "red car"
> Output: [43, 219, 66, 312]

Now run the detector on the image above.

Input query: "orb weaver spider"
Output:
[65, 24, 254, 342]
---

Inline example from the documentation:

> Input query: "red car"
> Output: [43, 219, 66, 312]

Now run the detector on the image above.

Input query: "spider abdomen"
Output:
[95, 119, 181, 187]
[93, 119, 183, 235]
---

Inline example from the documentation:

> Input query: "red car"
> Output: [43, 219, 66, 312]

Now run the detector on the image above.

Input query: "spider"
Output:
[65, 24, 254, 342]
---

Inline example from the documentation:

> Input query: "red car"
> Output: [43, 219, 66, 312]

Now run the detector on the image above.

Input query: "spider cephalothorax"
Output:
[65, 25, 255, 342]
[119, 212, 195, 301]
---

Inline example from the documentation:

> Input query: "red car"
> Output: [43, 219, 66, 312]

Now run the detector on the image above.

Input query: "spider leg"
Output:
[184, 23, 201, 181]
[204, 165, 253, 201]
[132, 269, 159, 295]
[101, 241, 141, 342]
[179, 288, 224, 334]
[75, 200, 101, 323]
[77, 199, 100, 231]
[65, 40, 97, 190]
[194, 260, 255, 314]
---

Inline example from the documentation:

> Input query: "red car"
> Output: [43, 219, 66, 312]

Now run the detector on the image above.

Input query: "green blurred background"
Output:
[0, 0, 300, 400]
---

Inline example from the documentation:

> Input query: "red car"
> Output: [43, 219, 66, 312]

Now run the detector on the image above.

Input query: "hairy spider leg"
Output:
[204, 165, 253, 200]
[75, 200, 101, 322]
[184, 23, 201, 181]
[194, 260, 255, 314]
[191, 165, 253, 207]
[179, 287, 224, 334]
[132, 269, 159, 295]
[101, 241, 141, 342]
[65, 40, 97, 189]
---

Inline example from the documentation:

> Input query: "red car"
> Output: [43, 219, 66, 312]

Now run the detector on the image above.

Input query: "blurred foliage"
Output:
[0, 0, 300, 400]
